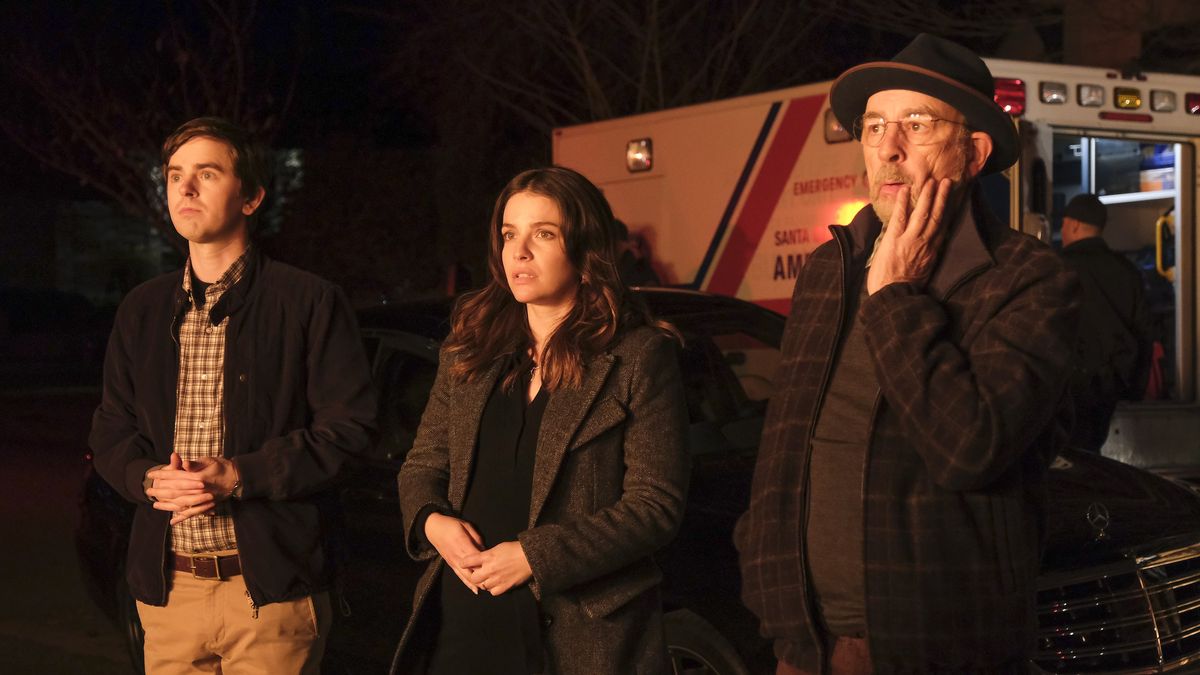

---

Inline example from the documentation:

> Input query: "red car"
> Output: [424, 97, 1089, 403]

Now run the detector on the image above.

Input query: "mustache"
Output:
[872, 166, 913, 191]
[872, 169, 968, 203]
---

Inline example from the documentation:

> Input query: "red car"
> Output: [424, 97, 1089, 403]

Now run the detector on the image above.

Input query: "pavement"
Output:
[0, 388, 132, 674]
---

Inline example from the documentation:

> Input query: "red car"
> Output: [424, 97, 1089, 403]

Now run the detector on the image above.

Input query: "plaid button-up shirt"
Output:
[169, 250, 249, 553]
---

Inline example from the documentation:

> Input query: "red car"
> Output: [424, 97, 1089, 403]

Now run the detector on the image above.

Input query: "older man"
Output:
[734, 34, 1080, 673]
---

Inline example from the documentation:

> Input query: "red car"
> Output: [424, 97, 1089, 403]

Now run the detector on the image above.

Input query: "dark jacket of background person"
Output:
[734, 191, 1080, 673]
[1061, 236, 1151, 450]
[89, 249, 377, 606]
[391, 326, 690, 675]
[617, 248, 662, 287]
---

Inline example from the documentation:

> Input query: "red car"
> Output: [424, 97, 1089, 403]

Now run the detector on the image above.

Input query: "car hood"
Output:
[1042, 448, 1200, 571]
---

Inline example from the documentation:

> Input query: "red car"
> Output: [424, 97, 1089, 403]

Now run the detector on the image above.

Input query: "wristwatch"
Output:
[229, 458, 244, 500]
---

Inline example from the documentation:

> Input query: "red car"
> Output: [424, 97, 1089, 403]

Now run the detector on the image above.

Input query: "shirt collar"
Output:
[181, 246, 252, 302]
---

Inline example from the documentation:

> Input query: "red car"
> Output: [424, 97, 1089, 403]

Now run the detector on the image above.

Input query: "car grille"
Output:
[1035, 543, 1200, 673]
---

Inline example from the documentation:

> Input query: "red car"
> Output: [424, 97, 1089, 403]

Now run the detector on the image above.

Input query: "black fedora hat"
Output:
[830, 33, 1019, 175]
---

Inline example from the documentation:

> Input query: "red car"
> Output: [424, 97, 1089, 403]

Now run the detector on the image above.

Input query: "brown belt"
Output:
[172, 552, 242, 580]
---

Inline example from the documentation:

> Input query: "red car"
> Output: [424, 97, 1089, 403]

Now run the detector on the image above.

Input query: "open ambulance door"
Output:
[1038, 124, 1198, 477]
[1018, 120, 1054, 241]
[979, 119, 1052, 240]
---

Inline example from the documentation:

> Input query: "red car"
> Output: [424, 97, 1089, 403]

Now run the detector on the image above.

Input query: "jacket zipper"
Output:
[224, 309, 259, 608]
[798, 225, 855, 666]
[170, 291, 184, 348]
[160, 292, 185, 605]
[157, 521, 169, 605]
[859, 391, 883, 651]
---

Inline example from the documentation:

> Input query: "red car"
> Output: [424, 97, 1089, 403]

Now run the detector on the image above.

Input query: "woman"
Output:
[391, 166, 690, 675]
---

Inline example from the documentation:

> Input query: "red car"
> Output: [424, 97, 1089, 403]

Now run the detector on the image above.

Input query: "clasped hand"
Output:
[145, 452, 239, 525]
[867, 177, 953, 295]
[424, 512, 532, 595]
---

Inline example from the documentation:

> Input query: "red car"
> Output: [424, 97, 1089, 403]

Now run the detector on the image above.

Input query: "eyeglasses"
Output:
[853, 113, 967, 146]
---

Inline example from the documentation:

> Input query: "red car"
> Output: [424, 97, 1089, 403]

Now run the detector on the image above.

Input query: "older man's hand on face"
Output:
[867, 177, 952, 294]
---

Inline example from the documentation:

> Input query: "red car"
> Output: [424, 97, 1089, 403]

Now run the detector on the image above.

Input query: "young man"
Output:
[90, 117, 377, 674]
[1060, 192, 1151, 451]
[735, 35, 1080, 673]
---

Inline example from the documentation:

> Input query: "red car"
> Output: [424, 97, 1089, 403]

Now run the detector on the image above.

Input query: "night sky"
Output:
[0, 2, 439, 301]
[0, 1, 1103, 305]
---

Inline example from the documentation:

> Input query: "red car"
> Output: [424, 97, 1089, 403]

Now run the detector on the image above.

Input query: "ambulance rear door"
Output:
[1061, 129, 1197, 475]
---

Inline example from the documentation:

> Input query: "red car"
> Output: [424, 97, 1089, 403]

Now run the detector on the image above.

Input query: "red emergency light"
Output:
[1099, 111, 1153, 123]
[994, 78, 1025, 115]
[1186, 93, 1200, 115]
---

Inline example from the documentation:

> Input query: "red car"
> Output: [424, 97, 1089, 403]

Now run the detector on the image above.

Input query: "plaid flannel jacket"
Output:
[734, 190, 1080, 674]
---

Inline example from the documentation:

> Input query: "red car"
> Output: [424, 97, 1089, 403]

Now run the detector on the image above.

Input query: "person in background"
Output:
[1060, 192, 1151, 451]
[615, 218, 663, 287]
[391, 166, 689, 675]
[735, 34, 1080, 673]
[90, 117, 376, 674]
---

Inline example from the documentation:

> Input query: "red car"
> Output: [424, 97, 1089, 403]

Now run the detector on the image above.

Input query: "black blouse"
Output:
[427, 356, 549, 675]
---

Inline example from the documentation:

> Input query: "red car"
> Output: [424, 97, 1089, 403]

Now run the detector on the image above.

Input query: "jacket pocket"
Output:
[568, 395, 627, 452]
[573, 557, 662, 619]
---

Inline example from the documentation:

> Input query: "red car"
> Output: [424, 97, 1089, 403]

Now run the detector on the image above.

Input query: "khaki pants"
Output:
[136, 569, 331, 675]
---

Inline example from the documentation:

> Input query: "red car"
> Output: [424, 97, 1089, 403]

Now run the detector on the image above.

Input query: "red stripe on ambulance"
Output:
[705, 94, 826, 298]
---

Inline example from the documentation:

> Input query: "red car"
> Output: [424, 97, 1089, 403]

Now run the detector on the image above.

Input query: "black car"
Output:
[78, 289, 1200, 674]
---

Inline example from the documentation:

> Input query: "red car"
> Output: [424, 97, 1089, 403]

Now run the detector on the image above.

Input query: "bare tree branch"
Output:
[0, 1, 308, 244]
[825, 0, 1060, 41]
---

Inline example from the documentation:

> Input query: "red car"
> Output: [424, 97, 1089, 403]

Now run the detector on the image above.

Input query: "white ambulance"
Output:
[553, 59, 1200, 474]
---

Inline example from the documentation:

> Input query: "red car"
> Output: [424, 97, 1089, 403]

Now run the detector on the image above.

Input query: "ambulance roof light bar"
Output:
[987, 66, 1200, 121]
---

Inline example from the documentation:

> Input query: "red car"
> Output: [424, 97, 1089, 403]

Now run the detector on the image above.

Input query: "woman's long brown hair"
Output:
[443, 166, 673, 392]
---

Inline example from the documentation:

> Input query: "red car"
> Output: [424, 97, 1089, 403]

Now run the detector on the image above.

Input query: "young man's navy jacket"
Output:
[90, 249, 377, 606]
